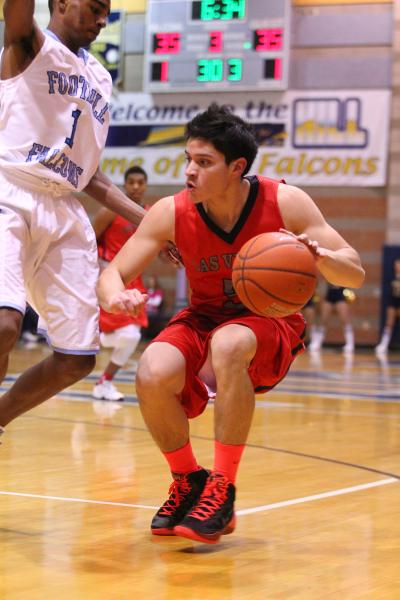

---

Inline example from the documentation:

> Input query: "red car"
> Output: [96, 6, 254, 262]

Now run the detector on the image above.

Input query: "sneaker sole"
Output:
[174, 515, 236, 544]
[92, 394, 124, 401]
[151, 527, 176, 536]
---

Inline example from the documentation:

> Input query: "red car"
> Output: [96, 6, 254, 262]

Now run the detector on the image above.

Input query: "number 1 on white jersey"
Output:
[65, 109, 82, 148]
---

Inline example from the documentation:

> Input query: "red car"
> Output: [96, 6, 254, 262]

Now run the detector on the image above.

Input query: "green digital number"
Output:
[197, 59, 224, 82]
[200, 0, 246, 21]
[227, 58, 242, 81]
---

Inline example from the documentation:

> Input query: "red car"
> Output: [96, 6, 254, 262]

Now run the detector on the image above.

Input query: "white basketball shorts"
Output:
[0, 172, 100, 354]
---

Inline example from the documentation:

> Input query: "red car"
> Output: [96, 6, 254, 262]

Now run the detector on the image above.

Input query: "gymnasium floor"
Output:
[1, 344, 400, 599]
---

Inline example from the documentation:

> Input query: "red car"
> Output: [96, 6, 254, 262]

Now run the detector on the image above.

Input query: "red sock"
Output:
[214, 440, 245, 484]
[98, 372, 113, 384]
[163, 440, 199, 476]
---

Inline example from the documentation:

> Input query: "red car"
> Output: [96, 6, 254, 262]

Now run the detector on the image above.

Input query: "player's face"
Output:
[63, 0, 110, 47]
[185, 138, 238, 203]
[124, 173, 147, 205]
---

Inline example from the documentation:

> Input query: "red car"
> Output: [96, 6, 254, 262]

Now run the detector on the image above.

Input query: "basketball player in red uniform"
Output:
[92, 167, 149, 401]
[97, 104, 365, 544]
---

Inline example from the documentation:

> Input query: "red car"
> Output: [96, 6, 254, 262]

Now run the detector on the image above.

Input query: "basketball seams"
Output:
[232, 231, 317, 317]
[239, 234, 265, 261]
[239, 238, 309, 261]
[232, 266, 317, 279]
[238, 233, 264, 290]
[234, 278, 265, 315]
[236, 277, 304, 308]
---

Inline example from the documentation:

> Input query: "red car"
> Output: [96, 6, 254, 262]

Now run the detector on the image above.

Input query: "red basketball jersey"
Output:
[98, 215, 138, 262]
[174, 175, 286, 321]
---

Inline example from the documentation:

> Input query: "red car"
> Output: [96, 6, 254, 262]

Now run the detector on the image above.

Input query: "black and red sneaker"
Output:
[174, 472, 236, 544]
[151, 468, 209, 536]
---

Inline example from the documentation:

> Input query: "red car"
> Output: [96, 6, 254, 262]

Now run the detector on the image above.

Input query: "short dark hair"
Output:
[185, 103, 258, 176]
[48, 0, 54, 14]
[124, 165, 148, 182]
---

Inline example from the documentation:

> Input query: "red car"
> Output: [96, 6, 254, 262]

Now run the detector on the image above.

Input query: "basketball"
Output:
[232, 232, 318, 318]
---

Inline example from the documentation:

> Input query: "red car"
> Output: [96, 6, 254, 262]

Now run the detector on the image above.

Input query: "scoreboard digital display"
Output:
[144, 0, 291, 92]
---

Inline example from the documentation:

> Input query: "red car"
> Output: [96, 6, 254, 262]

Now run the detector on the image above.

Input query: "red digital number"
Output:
[264, 58, 282, 80]
[254, 28, 283, 52]
[151, 61, 169, 82]
[209, 31, 223, 53]
[153, 32, 181, 54]
[160, 61, 169, 82]
[274, 58, 282, 80]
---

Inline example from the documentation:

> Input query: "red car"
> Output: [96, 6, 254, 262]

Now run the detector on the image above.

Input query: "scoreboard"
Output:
[144, 0, 291, 92]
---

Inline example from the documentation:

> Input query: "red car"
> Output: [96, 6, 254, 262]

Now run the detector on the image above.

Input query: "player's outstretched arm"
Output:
[97, 196, 175, 316]
[84, 169, 146, 227]
[1, 1, 44, 78]
[278, 184, 365, 289]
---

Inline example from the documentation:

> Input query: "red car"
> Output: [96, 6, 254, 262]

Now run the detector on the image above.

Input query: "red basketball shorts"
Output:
[152, 308, 306, 418]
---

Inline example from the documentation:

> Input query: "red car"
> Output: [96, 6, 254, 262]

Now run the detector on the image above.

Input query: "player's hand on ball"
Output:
[107, 289, 148, 316]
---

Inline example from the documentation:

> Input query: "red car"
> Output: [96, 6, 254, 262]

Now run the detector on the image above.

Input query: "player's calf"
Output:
[52, 352, 96, 387]
[0, 308, 22, 355]
[0, 308, 22, 383]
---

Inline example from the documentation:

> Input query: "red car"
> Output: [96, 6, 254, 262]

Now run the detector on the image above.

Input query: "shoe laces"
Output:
[187, 474, 229, 521]
[158, 476, 192, 516]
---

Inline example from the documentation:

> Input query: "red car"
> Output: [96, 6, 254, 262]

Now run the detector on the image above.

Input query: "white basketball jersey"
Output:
[0, 31, 112, 193]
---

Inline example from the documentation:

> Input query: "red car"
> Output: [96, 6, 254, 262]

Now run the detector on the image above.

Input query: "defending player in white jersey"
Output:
[0, 0, 146, 438]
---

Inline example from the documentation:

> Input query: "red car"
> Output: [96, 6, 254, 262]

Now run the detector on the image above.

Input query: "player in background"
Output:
[375, 258, 400, 355]
[302, 294, 319, 347]
[308, 284, 356, 354]
[97, 104, 365, 544]
[143, 275, 165, 340]
[93, 167, 149, 401]
[0, 0, 149, 439]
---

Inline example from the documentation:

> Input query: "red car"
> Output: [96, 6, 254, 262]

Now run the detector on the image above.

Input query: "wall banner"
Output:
[101, 90, 391, 187]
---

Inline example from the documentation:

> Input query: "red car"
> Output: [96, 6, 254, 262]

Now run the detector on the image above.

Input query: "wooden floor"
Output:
[1, 343, 400, 599]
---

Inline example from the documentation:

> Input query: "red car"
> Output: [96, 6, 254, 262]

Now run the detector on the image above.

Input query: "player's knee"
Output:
[136, 355, 181, 398]
[117, 330, 141, 348]
[0, 309, 22, 354]
[111, 343, 135, 367]
[54, 353, 96, 383]
[136, 358, 167, 392]
[211, 340, 243, 369]
[69, 354, 96, 379]
[211, 327, 256, 370]
[136, 343, 186, 401]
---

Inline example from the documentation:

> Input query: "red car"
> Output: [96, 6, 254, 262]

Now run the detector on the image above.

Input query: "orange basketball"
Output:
[232, 232, 317, 318]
